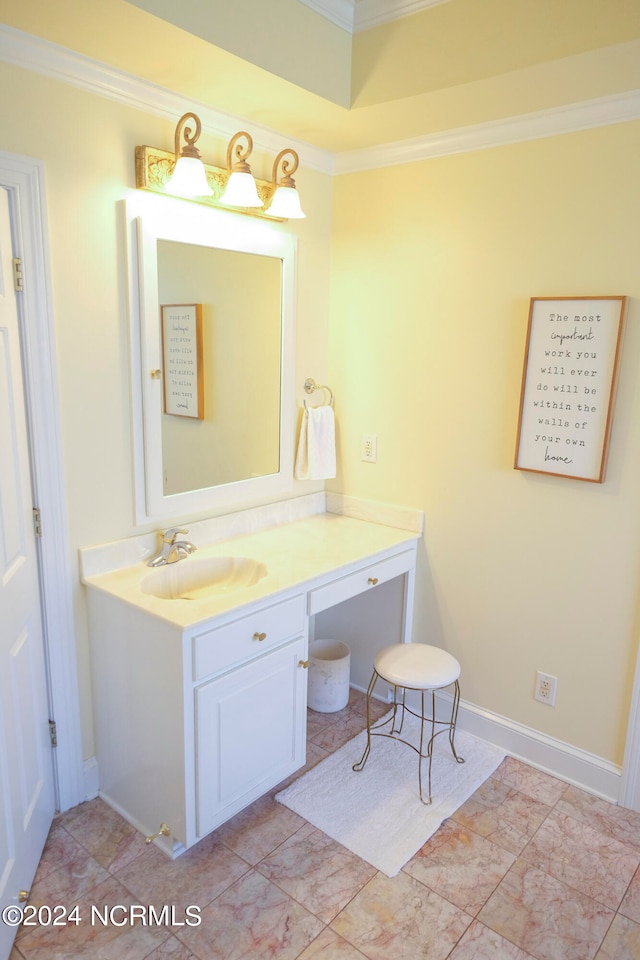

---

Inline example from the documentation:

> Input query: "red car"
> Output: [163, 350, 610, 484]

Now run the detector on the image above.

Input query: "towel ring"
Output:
[304, 377, 334, 408]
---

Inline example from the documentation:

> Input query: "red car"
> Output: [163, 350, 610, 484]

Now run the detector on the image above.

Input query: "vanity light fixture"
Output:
[135, 111, 306, 221]
[219, 131, 263, 209]
[165, 112, 213, 198]
[267, 149, 306, 220]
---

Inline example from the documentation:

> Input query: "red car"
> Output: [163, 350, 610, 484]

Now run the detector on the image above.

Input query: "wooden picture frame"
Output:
[514, 296, 626, 483]
[160, 304, 204, 419]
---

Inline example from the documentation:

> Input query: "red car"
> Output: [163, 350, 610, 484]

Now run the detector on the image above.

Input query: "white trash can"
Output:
[308, 638, 351, 713]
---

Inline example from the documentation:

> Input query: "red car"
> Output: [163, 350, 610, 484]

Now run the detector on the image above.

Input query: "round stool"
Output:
[352, 643, 465, 804]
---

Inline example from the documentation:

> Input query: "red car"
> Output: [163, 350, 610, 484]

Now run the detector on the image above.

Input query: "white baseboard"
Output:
[454, 697, 621, 804]
[97, 788, 183, 859]
[429, 691, 620, 803]
[352, 683, 621, 803]
[82, 757, 99, 801]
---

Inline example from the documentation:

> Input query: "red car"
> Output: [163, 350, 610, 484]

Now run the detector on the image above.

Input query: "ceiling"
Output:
[2, 0, 640, 153]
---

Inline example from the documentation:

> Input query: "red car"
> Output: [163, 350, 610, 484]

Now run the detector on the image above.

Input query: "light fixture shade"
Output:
[166, 156, 213, 197]
[219, 171, 263, 208]
[268, 185, 306, 219]
[268, 148, 305, 220]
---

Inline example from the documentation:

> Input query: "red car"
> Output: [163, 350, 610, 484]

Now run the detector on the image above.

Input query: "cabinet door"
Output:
[195, 637, 307, 838]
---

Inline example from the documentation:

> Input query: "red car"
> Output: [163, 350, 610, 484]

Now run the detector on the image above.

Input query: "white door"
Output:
[0, 186, 55, 960]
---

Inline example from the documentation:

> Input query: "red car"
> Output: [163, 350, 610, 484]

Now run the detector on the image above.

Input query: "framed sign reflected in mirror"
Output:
[161, 303, 204, 419]
[514, 296, 627, 483]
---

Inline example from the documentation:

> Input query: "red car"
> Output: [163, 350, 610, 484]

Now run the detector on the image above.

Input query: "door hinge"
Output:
[48, 720, 57, 748]
[33, 507, 42, 538]
[12, 257, 23, 293]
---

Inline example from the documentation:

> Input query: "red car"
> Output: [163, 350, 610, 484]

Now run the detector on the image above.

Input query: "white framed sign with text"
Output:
[515, 296, 626, 483]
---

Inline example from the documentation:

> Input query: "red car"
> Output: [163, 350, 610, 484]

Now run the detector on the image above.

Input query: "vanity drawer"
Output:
[192, 594, 306, 681]
[308, 549, 414, 616]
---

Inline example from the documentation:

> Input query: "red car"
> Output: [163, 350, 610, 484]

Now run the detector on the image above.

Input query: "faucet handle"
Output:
[163, 527, 188, 544]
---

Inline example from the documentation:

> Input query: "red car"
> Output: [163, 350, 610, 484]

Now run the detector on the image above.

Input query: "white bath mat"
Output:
[276, 714, 505, 877]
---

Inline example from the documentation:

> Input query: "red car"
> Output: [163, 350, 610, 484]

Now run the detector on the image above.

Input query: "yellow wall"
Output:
[0, 61, 333, 759]
[329, 122, 640, 765]
[3, 45, 640, 771]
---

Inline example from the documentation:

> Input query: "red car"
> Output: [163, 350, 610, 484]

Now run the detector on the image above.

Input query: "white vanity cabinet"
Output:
[192, 595, 307, 838]
[87, 588, 309, 858]
[82, 512, 420, 858]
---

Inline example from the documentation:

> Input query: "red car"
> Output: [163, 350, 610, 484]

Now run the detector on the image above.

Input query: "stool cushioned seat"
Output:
[374, 643, 460, 690]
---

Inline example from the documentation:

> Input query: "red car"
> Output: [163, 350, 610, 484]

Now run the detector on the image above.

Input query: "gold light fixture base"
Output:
[135, 145, 286, 222]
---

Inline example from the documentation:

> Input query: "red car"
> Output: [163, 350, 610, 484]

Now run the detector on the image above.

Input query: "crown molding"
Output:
[2, 26, 638, 178]
[335, 88, 640, 173]
[297, 0, 450, 32]
[354, 0, 451, 32]
[298, 0, 355, 32]
[0, 26, 336, 175]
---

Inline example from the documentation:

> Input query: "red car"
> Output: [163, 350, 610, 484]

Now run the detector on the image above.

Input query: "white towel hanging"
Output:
[295, 404, 336, 480]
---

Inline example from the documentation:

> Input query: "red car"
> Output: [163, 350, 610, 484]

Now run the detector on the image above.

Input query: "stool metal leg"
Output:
[353, 673, 466, 805]
[352, 667, 378, 773]
[391, 685, 407, 735]
[448, 680, 465, 765]
[417, 689, 432, 805]
[419, 684, 465, 804]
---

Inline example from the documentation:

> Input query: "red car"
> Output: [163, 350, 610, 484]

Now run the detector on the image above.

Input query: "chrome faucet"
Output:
[147, 527, 197, 567]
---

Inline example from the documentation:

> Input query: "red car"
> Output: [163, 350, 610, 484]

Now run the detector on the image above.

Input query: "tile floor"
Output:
[9, 690, 640, 960]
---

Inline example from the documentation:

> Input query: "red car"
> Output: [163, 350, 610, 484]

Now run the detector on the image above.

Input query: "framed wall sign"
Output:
[514, 296, 626, 483]
[161, 303, 204, 419]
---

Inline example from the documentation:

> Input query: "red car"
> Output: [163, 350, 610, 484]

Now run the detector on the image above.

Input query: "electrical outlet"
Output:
[534, 671, 558, 706]
[361, 434, 378, 462]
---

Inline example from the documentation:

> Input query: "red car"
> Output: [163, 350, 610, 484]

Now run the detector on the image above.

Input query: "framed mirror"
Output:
[125, 193, 296, 523]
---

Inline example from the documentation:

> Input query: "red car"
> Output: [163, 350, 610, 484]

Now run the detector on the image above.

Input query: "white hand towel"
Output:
[295, 405, 336, 480]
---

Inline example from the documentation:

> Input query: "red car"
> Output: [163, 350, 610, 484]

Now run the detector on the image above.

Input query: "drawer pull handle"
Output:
[367, 577, 379, 586]
[298, 659, 310, 669]
[253, 632, 267, 642]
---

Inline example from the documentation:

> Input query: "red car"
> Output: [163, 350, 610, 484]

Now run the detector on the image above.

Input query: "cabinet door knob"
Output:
[253, 632, 267, 641]
[367, 577, 379, 585]
[298, 659, 310, 669]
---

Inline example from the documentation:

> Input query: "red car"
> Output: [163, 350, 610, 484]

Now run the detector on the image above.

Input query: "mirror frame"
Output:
[124, 193, 296, 524]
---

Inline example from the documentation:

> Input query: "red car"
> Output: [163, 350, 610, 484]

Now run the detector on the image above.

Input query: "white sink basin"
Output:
[141, 556, 267, 600]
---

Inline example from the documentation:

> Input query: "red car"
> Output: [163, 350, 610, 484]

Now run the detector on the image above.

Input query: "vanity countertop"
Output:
[81, 513, 420, 630]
